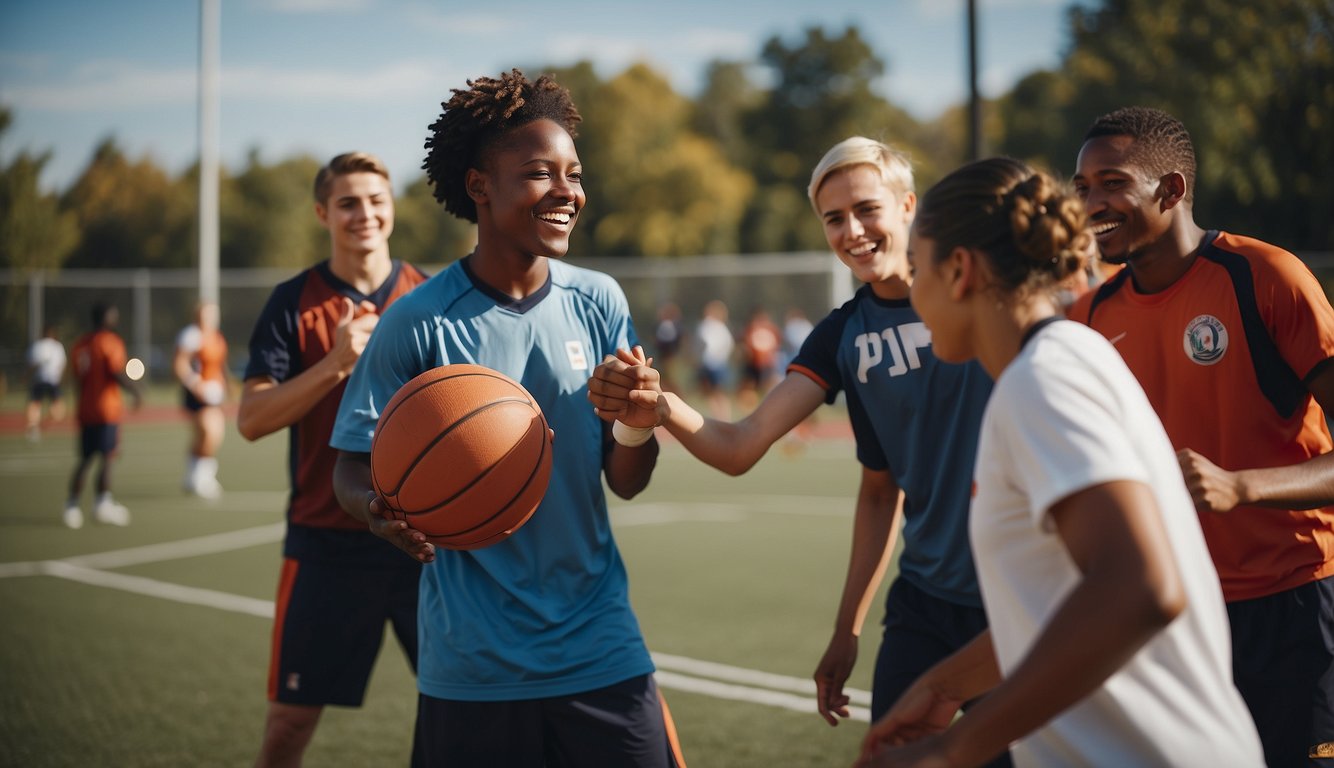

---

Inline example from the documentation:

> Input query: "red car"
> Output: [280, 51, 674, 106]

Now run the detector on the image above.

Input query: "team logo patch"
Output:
[1183, 314, 1228, 365]
[565, 340, 588, 371]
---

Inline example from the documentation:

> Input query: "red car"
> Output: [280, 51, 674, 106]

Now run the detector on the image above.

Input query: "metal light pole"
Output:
[198, 0, 220, 306]
[967, 0, 982, 161]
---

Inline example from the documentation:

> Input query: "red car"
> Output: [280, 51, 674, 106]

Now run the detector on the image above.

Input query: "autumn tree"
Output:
[61, 138, 195, 269]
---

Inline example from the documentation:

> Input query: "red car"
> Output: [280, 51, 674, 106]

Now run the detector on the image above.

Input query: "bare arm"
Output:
[237, 298, 377, 441]
[815, 467, 903, 726]
[332, 450, 435, 563]
[588, 346, 826, 476]
[861, 480, 1185, 767]
[665, 375, 826, 475]
[1179, 364, 1334, 511]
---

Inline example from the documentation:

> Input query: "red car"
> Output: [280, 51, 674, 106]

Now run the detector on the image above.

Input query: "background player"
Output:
[25, 324, 67, 442]
[174, 301, 228, 498]
[589, 137, 1003, 765]
[858, 156, 1263, 768]
[63, 302, 140, 529]
[238, 152, 427, 767]
[1069, 106, 1334, 767]
[330, 69, 684, 767]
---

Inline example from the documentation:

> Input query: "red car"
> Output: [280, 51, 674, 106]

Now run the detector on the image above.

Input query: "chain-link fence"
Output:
[0, 253, 855, 387]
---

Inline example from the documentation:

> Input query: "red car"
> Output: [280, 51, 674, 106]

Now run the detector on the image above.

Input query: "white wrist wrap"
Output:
[612, 420, 655, 447]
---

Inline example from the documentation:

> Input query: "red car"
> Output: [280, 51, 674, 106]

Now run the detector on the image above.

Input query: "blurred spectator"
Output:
[174, 301, 229, 499]
[653, 301, 684, 392]
[25, 324, 67, 442]
[738, 306, 782, 411]
[695, 299, 735, 419]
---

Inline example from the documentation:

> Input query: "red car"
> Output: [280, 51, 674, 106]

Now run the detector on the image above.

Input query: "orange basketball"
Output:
[370, 364, 553, 550]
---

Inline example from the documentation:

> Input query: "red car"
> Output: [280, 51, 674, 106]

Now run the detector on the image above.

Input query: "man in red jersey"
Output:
[239, 152, 428, 767]
[63, 302, 141, 529]
[1070, 106, 1334, 768]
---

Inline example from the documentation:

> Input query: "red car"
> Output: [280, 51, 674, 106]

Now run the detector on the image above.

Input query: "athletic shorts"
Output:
[181, 382, 224, 412]
[267, 556, 421, 707]
[874, 578, 1012, 767]
[29, 381, 61, 403]
[1227, 574, 1334, 768]
[78, 424, 119, 459]
[416, 673, 686, 767]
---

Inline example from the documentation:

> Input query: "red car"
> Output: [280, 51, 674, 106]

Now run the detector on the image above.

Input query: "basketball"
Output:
[370, 364, 553, 550]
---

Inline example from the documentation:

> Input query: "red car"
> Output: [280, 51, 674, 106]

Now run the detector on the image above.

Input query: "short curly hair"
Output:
[1084, 106, 1196, 205]
[422, 69, 582, 223]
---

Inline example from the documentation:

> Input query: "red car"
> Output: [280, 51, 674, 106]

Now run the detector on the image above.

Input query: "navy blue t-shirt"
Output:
[789, 285, 993, 607]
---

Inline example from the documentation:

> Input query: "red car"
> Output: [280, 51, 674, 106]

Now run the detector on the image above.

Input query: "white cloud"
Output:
[1, 61, 197, 111]
[222, 59, 449, 103]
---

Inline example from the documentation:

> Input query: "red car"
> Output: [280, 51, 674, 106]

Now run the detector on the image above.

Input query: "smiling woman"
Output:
[327, 69, 685, 767]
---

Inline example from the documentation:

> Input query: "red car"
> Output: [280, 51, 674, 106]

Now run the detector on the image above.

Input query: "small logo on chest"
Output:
[565, 341, 588, 371]
[1183, 314, 1228, 365]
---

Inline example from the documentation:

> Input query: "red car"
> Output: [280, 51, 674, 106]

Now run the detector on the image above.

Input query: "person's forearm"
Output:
[832, 491, 900, 637]
[604, 432, 660, 499]
[1234, 451, 1334, 509]
[658, 391, 775, 475]
[237, 357, 346, 441]
[332, 451, 374, 525]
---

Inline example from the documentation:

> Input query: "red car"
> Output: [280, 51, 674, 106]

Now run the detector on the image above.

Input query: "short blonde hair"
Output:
[313, 152, 391, 204]
[807, 137, 914, 213]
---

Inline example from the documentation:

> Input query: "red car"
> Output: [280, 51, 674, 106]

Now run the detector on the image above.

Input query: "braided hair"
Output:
[915, 157, 1092, 294]
[1084, 106, 1196, 205]
[422, 69, 582, 223]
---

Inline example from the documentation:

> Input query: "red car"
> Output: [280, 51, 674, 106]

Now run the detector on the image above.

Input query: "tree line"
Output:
[2, 0, 1330, 282]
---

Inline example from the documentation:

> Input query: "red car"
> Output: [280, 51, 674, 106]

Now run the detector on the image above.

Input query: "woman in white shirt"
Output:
[856, 157, 1263, 768]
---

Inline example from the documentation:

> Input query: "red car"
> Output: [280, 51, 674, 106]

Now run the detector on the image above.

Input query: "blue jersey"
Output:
[789, 285, 992, 607]
[330, 257, 653, 702]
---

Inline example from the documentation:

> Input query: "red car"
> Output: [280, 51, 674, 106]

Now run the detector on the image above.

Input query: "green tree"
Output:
[999, 0, 1334, 250]
[61, 138, 194, 269]
[738, 26, 923, 252]
[0, 108, 78, 273]
[551, 62, 753, 257]
[392, 174, 476, 267]
[219, 150, 323, 269]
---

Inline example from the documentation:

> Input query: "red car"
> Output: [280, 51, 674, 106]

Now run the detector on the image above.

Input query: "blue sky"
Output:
[0, 0, 1079, 193]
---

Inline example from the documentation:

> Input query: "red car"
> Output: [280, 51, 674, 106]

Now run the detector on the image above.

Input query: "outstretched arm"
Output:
[1178, 364, 1334, 511]
[858, 479, 1185, 768]
[815, 467, 903, 726]
[589, 348, 827, 476]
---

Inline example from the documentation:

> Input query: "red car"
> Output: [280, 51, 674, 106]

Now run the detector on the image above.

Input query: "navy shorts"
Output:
[29, 381, 61, 403]
[874, 578, 1012, 767]
[268, 556, 420, 707]
[78, 424, 119, 459]
[416, 673, 685, 767]
[1227, 574, 1334, 768]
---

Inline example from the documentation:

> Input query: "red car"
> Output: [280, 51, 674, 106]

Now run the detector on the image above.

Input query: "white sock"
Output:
[96, 492, 113, 506]
[197, 457, 218, 479]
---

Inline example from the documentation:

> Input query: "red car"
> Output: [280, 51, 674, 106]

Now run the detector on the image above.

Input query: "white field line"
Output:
[61, 523, 286, 569]
[4, 514, 871, 720]
[655, 671, 870, 723]
[40, 560, 275, 618]
[652, 652, 871, 707]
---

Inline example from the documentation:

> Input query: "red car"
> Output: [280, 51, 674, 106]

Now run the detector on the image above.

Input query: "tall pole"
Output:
[198, 0, 220, 306]
[967, 0, 982, 161]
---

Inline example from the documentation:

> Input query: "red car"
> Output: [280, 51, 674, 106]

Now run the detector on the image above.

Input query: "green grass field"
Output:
[0, 404, 890, 767]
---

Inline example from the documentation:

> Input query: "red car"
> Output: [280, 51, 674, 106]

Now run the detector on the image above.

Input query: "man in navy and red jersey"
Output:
[1070, 106, 1334, 767]
[239, 152, 427, 768]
